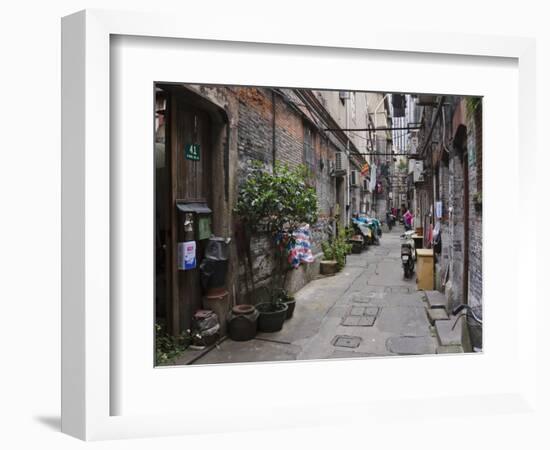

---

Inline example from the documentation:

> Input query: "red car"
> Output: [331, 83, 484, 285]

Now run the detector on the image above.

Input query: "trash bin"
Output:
[200, 236, 230, 289]
[412, 234, 423, 251]
[416, 249, 434, 290]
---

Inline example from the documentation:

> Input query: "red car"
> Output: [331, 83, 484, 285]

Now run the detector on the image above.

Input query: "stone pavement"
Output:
[188, 227, 442, 365]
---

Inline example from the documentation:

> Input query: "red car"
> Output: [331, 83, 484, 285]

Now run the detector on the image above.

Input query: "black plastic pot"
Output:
[256, 302, 288, 332]
[282, 298, 296, 319]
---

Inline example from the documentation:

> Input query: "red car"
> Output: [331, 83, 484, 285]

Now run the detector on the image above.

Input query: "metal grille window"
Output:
[304, 125, 315, 170]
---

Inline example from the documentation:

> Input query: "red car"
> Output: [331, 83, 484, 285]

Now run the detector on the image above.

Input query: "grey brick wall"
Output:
[467, 114, 482, 318]
[234, 88, 336, 299]
[237, 100, 274, 167]
[449, 152, 465, 308]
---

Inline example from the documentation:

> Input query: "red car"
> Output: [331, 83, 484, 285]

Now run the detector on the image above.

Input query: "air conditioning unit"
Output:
[350, 170, 359, 187]
[410, 136, 419, 153]
[333, 152, 347, 176]
[412, 160, 424, 182]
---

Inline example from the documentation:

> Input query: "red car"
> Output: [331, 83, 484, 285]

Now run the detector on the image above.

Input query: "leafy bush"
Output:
[321, 241, 334, 260]
[235, 161, 318, 234]
[321, 228, 351, 270]
[155, 324, 191, 365]
[235, 161, 319, 294]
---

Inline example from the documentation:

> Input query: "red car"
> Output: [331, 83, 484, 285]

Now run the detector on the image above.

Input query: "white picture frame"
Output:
[61, 9, 538, 441]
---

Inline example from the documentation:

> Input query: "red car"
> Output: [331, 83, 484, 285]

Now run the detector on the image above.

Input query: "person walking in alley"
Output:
[401, 204, 413, 231]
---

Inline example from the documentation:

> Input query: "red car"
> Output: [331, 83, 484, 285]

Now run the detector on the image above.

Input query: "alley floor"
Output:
[188, 227, 442, 365]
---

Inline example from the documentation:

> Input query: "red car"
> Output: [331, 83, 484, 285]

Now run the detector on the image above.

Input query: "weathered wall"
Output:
[438, 162, 451, 289]
[232, 87, 337, 301]
[449, 151, 465, 308]
[467, 108, 483, 317]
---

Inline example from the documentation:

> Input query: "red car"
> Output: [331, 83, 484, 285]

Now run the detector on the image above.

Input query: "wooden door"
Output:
[170, 95, 213, 332]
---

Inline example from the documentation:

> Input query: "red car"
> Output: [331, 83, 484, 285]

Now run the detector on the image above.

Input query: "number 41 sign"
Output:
[185, 143, 200, 161]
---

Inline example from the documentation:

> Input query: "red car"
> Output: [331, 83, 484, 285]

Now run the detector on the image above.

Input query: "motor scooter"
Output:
[400, 230, 416, 279]
[352, 219, 374, 246]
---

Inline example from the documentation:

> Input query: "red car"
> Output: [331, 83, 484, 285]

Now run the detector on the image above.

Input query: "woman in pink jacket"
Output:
[401, 204, 413, 231]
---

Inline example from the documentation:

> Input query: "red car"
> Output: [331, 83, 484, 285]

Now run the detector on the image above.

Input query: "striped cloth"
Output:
[287, 225, 314, 269]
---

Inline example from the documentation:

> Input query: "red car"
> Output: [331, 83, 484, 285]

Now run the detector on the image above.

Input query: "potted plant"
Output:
[274, 288, 296, 319]
[255, 292, 289, 332]
[333, 228, 351, 270]
[234, 161, 318, 325]
[320, 228, 351, 274]
[320, 240, 338, 275]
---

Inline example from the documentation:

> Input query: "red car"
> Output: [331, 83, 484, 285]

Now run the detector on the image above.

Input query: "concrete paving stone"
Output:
[341, 316, 362, 326]
[350, 305, 367, 316]
[435, 319, 463, 346]
[193, 338, 301, 365]
[425, 290, 448, 309]
[363, 284, 387, 293]
[341, 315, 376, 327]
[428, 308, 449, 323]
[436, 345, 464, 354]
[346, 292, 375, 304]
[376, 305, 431, 334]
[386, 335, 436, 355]
[326, 305, 349, 318]
[386, 286, 413, 294]
[367, 293, 424, 308]
[365, 306, 379, 316]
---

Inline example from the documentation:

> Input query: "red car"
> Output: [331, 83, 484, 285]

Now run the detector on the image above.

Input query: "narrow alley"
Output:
[186, 227, 460, 365]
[154, 86, 482, 366]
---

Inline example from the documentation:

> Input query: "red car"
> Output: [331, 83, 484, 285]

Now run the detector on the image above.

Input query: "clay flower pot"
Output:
[320, 260, 338, 275]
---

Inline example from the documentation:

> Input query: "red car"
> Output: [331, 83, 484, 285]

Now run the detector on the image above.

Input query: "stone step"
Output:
[424, 290, 448, 311]
[427, 307, 449, 324]
[435, 317, 464, 347]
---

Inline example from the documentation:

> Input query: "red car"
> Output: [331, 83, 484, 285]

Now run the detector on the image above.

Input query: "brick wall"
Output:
[233, 87, 336, 298]
[467, 109, 483, 317]
[449, 152, 465, 308]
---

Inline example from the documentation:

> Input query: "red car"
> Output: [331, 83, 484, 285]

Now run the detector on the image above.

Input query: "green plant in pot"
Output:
[271, 287, 296, 320]
[255, 290, 289, 332]
[321, 228, 351, 274]
[234, 161, 318, 331]
[320, 240, 338, 275]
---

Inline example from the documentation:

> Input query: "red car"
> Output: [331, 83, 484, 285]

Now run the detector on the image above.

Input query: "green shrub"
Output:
[235, 161, 318, 234]
[235, 161, 319, 293]
[155, 324, 191, 365]
[322, 228, 351, 270]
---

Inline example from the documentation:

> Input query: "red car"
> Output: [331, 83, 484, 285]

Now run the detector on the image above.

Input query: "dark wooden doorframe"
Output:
[166, 92, 214, 334]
